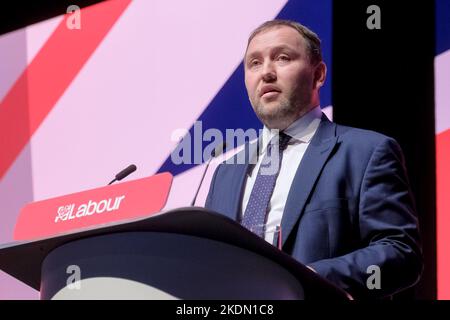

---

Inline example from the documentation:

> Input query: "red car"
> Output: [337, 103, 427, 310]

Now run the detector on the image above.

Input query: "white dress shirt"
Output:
[241, 105, 323, 244]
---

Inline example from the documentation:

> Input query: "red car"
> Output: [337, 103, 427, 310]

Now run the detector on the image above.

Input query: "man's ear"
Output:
[313, 61, 327, 90]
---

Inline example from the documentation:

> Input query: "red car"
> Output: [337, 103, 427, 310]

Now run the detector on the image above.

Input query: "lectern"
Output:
[0, 174, 348, 300]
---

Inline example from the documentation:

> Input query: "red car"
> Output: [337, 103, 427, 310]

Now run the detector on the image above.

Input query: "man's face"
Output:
[244, 26, 323, 129]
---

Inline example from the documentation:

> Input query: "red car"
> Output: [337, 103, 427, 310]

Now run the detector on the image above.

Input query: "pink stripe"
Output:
[0, 0, 131, 180]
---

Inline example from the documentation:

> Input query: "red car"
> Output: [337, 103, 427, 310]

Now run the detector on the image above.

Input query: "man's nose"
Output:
[261, 61, 276, 82]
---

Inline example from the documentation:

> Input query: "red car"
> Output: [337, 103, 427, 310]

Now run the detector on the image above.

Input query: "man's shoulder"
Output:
[326, 121, 407, 165]
[334, 122, 396, 148]
[216, 121, 401, 171]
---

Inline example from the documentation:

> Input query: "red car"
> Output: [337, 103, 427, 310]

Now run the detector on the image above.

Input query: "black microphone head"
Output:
[115, 164, 137, 181]
[211, 142, 227, 157]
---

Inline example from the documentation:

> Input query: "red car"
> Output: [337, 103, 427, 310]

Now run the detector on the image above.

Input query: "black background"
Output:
[333, 1, 436, 299]
[0, 1, 104, 35]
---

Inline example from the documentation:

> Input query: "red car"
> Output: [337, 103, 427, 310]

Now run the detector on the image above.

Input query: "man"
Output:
[205, 20, 422, 299]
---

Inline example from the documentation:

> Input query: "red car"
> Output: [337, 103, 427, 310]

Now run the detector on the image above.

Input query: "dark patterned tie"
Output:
[241, 132, 291, 237]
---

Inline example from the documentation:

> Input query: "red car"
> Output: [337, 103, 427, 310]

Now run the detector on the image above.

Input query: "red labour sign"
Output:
[14, 172, 173, 241]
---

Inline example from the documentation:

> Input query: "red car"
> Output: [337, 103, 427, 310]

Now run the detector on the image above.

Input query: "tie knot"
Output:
[278, 132, 291, 151]
[266, 132, 291, 155]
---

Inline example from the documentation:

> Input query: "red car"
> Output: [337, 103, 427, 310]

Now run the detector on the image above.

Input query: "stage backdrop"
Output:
[0, 0, 332, 299]
[435, 0, 450, 301]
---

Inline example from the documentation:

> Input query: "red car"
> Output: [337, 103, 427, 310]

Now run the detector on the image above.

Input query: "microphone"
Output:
[190, 142, 226, 206]
[108, 164, 137, 185]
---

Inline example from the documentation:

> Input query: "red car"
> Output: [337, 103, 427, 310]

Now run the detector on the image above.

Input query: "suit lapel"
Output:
[280, 115, 338, 247]
[228, 140, 259, 221]
[229, 163, 249, 221]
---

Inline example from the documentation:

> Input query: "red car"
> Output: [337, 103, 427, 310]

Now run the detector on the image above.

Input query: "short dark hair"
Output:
[247, 19, 322, 66]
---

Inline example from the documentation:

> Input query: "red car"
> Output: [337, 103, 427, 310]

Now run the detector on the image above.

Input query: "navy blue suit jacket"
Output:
[205, 114, 422, 298]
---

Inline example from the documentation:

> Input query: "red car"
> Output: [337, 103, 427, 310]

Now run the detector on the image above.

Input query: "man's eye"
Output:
[250, 60, 261, 67]
[277, 55, 290, 61]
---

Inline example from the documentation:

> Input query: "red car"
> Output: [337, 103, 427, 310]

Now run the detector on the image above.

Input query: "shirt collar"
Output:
[259, 105, 323, 155]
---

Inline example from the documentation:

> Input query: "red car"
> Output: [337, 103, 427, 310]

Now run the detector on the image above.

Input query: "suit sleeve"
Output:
[308, 138, 423, 299]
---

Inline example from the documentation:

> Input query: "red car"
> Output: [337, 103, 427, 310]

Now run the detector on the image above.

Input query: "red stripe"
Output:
[437, 128, 450, 299]
[0, 0, 131, 180]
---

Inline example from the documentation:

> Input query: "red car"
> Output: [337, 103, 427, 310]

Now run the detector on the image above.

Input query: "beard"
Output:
[250, 83, 313, 130]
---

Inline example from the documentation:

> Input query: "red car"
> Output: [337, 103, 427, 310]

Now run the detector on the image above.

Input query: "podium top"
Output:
[0, 207, 348, 299]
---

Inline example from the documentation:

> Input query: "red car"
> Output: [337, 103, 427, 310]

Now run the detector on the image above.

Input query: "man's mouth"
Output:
[261, 91, 281, 98]
[260, 85, 281, 98]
